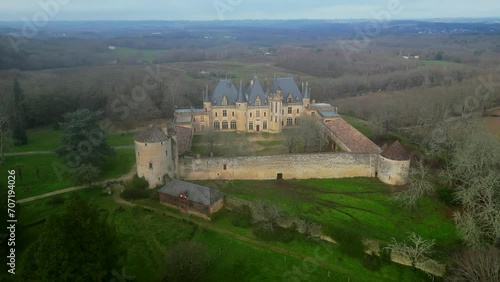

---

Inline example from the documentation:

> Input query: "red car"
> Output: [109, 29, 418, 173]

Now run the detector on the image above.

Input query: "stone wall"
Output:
[179, 153, 379, 180]
[377, 156, 410, 186]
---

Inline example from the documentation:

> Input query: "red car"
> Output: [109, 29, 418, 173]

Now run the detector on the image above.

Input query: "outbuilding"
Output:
[158, 180, 224, 218]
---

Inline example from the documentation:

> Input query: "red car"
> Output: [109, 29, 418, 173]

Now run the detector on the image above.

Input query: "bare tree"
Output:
[445, 248, 500, 282]
[391, 160, 435, 210]
[202, 128, 218, 157]
[386, 232, 436, 271]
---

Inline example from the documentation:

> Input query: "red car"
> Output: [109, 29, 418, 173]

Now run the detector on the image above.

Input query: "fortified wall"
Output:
[179, 153, 379, 181]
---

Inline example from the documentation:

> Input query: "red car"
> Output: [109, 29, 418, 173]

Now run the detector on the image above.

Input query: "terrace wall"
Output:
[179, 153, 379, 180]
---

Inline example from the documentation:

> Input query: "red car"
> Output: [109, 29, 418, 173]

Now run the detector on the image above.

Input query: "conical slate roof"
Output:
[135, 125, 169, 143]
[237, 79, 247, 103]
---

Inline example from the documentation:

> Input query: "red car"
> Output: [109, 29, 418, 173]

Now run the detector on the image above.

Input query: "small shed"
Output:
[158, 180, 224, 217]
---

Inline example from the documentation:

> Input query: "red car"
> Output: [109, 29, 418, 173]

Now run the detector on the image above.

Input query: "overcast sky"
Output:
[0, 0, 499, 21]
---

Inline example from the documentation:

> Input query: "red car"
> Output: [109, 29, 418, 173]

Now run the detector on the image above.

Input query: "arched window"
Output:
[214, 120, 220, 130]
[222, 121, 229, 130]
[230, 120, 237, 129]
[287, 117, 293, 126]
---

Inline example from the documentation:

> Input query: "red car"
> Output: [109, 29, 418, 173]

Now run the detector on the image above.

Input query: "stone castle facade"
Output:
[173, 76, 314, 133]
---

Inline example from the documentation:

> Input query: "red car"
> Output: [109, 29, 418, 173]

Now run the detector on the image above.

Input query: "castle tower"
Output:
[269, 86, 283, 132]
[303, 82, 311, 109]
[203, 84, 211, 113]
[377, 141, 410, 186]
[134, 125, 176, 188]
[236, 79, 248, 133]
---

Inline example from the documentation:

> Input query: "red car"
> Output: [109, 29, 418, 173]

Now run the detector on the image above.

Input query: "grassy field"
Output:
[0, 149, 135, 199]
[9, 127, 135, 153]
[12, 188, 432, 282]
[112, 47, 169, 63]
[192, 131, 289, 157]
[196, 178, 459, 253]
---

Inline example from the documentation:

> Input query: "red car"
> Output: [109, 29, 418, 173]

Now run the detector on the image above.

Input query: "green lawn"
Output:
[13, 188, 432, 282]
[9, 127, 135, 153]
[0, 149, 135, 199]
[195, 178, 459, 252]
[112, 47, 168, 63]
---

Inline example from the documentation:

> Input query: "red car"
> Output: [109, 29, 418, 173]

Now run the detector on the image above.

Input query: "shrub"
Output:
[332, 228, 365, 259]
[127, 174, 149, 190]
[231, 205, 252, 228]
[362, 254, 382, 271]
[122, 188, 149, 200]
[46, 195, 65, 205]
[437, 187, 456, 206]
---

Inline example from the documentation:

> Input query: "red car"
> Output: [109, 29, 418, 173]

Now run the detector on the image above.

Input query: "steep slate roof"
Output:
[237, 79, 247, 103]
[158, 180, 224, 206]
[381, 141, 410, 161]
[203, 85, 210, 102]
[172, 126, 193, 155]
[325, 119, 381, 154]
[247, 76, 268, 106]
[272, 77, 303, 103]
[135, 125, 169, 143]
[212, 79, 238, 106]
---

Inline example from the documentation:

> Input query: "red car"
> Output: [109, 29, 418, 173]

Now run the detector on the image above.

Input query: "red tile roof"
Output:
[381, 141, 410, 161]
[325, 119, 380, 154]
[173, 126, 193, 155]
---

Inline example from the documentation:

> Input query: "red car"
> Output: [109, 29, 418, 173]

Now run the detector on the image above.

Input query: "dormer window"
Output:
[222, 96, 228, 106]
[255, 97, 261, 106]
[287, 94, 293, 103]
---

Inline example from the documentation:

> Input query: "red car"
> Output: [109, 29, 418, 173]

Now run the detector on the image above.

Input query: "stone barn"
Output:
[158, 180, 224, 217]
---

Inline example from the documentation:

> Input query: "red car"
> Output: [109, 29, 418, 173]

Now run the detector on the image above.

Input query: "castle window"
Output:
[214, 120, 220, 130]
[223, 110, 227, 117]
[205, 107, 208, 112]
[149, 162, 153, 170]
[295, 118, 300, 126]
[137, 152, 140, 157]
[222, 121, 229, 130]
[287, 117, 293, 126]
[264, 112, 267, 117]
[145, 143, 148, 146]
[275, 116, 277, 123]
[255, 97, 261, 106]
[215, 112, 218, 117]
[161, 141, 164, 145]
[222, 96, 228, 106]
[297, 109, 300, 114]
[193, 118, 195, 122]
[288, 107, 292, 114]
[230, 120, 237, 129]
[275, 103, 278, 113]
[249, 121, 254, 130]
[232, 111, 235, 117]
[201, 116, 205, 122]
[256, 110, 261, 118]
[250, 112, 253, 118]
[263, 121, 268, 130]
[223, 164, 227, 170]
[166, 150, 168, 156]
[287, 94, 293, 103]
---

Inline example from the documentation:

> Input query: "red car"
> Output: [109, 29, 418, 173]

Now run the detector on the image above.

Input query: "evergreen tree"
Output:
[20, 196, 124, 282]
[57, 109, 114, 168]
[12, 121, 27, 146]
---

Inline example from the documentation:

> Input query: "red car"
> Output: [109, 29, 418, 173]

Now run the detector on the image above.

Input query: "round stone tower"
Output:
[134, 125, 175, 188]
[377, 141, 411, 186]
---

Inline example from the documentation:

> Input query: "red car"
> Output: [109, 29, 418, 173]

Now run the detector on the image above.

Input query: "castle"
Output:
[173, 75, 315, 133]
[134, 76, 411, 189]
